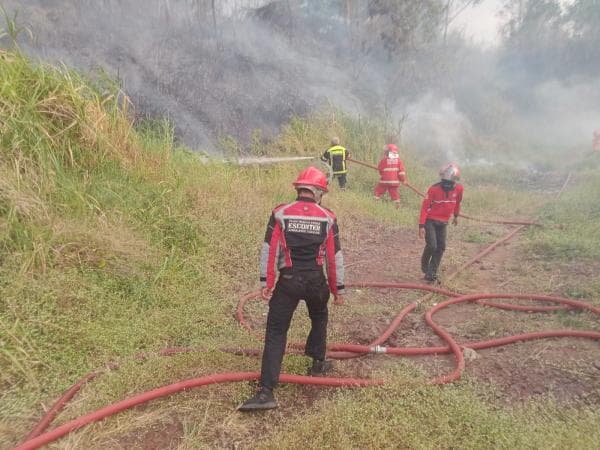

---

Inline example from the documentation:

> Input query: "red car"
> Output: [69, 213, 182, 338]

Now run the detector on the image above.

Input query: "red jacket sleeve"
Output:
[453, 184, 463, 217]
[259, 213, 281, 289]
[419, 187, 433, 226]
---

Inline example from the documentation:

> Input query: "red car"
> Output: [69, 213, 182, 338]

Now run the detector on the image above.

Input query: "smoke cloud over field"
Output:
[514, 79, 600, 147]
[398, 95, 470, 164]
[2, 0, 599, 164]
[2, 0, 381, 151]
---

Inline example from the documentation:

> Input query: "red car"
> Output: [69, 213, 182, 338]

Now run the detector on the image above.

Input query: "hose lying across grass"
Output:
[16, 373, 381, 450]
[235, 287, 600, 382]
[16, 173, 597, 450]
[17, 285, 599, 450]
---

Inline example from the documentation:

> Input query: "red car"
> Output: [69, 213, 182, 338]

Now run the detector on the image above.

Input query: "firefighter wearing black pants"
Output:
[421, 219, 448, 281]
[419, 163, 463, 282]
[261, 269, 330, 390]
[239, 167, 345, 411]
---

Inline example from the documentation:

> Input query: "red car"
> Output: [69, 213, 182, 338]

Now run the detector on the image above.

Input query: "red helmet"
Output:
[293, 166, 329, 192]
[385, 144, 399, 153]
[439, 163, 460, 182]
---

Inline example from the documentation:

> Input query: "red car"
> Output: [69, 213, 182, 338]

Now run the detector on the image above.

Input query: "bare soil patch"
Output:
[112, 416, 184, 450]
[336, 216, 600, 404]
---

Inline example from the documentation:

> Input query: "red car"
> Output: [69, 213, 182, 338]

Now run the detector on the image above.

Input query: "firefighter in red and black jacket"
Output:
[374, 144, 407, 208]
[419, 163, 463, 282]
[239, 166, 345, 411]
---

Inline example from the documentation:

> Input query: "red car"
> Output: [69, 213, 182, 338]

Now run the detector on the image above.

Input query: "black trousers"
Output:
[421, 219, 448, 278]
[260, 270, 330, 390]
[334, 173, 347, 188]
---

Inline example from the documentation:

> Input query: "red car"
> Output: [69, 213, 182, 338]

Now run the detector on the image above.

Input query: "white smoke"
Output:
[399, 94, 472, 164]
[508, 78, 600, 148]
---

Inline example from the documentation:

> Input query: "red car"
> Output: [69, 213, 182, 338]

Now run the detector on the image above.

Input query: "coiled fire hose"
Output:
[18, 285, 599, 449]
[18, 283, 599, 450]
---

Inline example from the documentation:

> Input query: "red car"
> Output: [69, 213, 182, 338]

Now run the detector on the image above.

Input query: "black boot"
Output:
[423, 272, 438, 284]
[307, 359, 333, 376]
[238, 387, 277, 411]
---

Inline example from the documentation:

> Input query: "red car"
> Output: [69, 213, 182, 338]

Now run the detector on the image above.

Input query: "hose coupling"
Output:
[370, 345, 387, 354]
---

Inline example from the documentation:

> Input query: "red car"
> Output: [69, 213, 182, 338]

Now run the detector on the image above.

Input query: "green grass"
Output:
[527, 169, 600, 260]
[260, 368, 600, 450]
[1, 49, 600, 449]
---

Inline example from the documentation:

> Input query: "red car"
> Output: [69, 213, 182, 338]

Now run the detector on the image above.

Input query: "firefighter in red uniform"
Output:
[238, 167, 345, 411]
[374, 144, 407, 208]
[419, 163, 463, 282]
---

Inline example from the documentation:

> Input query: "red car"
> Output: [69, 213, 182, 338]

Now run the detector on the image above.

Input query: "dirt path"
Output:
[337, 215, 600, 405]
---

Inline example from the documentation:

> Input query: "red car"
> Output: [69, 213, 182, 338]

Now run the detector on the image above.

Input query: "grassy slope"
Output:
[1, 51, 599, 448]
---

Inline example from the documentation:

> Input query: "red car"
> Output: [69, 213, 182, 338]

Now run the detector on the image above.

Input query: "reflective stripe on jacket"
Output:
[260, 197, 345, 295]
[377, 153, 406, 185]
[419, 182, 464, 225]
[322, 145, 348, 174]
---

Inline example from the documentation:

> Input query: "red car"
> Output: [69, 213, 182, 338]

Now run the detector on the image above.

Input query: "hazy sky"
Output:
[452, 0, 503, 47]
[453, 0, 578, 47]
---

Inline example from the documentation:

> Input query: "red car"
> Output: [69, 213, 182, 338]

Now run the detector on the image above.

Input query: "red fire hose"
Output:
[22, 285, 598, 450]
[236, 288, 599, 362]
[23, 265, 598, 449]
[21, 372, 99, 443]
[15, 372, 382, 450]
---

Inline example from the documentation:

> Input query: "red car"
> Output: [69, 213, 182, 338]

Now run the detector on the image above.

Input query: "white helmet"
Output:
[439, 163, 460, 182]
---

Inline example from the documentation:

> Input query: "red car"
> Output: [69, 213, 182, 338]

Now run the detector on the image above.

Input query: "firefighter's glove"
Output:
[261, 287, 273, 302]
[333, 294, 344, 306]
[418, 227, 425, 239]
